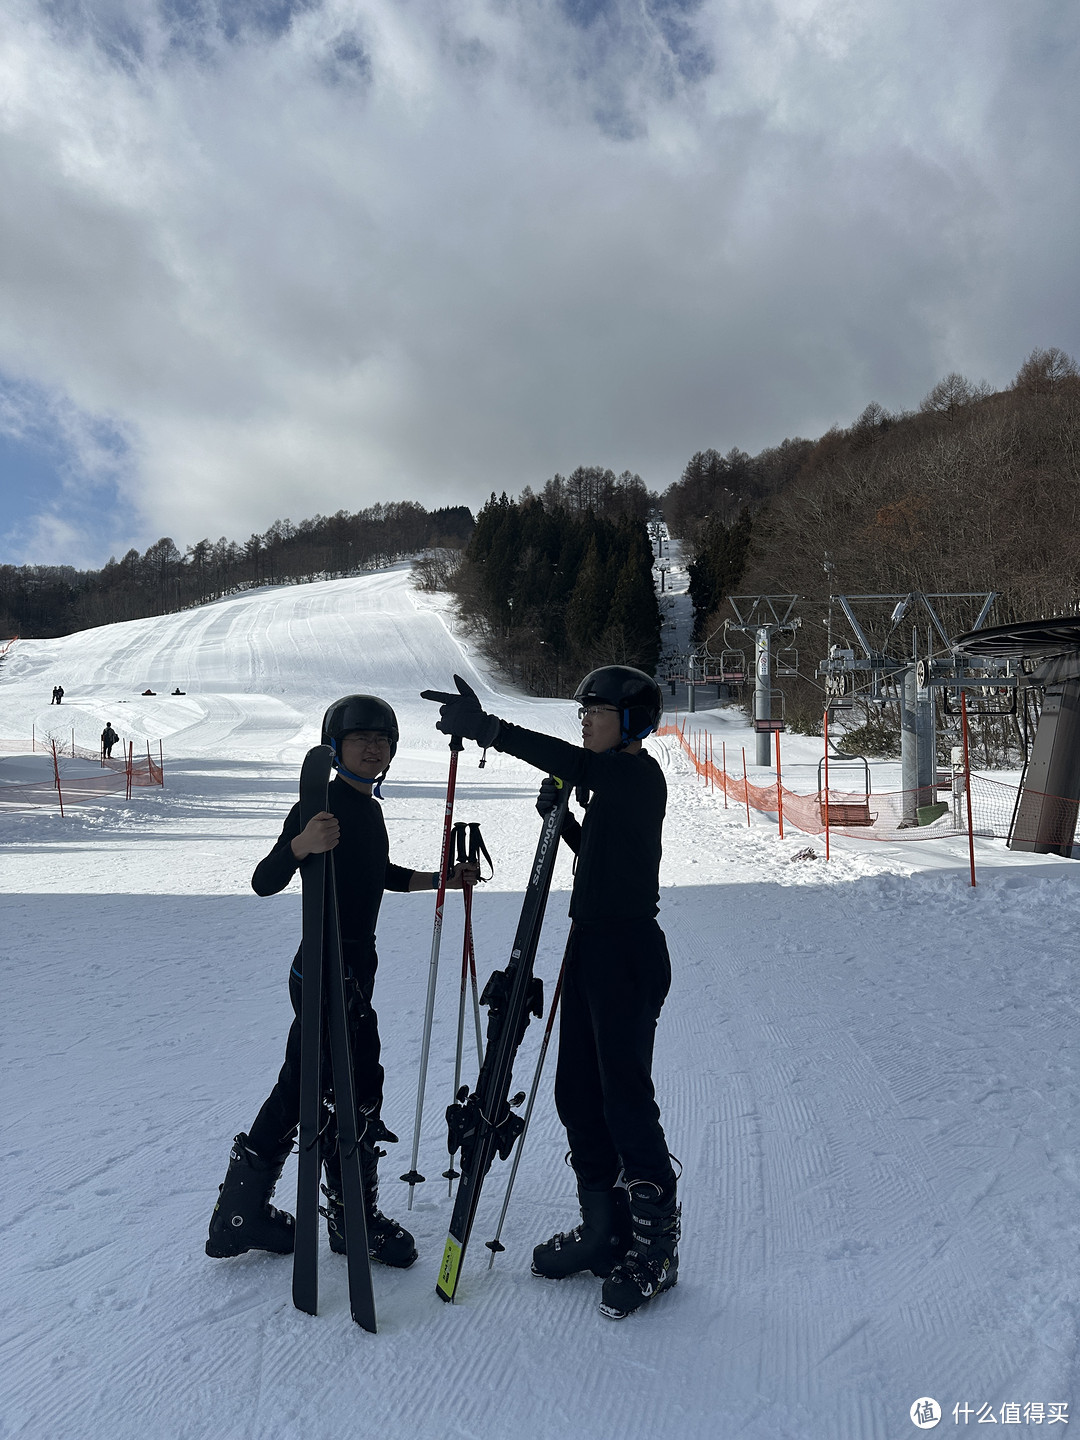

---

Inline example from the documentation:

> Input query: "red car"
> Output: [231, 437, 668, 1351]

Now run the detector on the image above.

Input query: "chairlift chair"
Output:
[752, 690, 786, 733]
[720, 647, 747, 684]
[775, 647, 799, 677]
[817, 754, 876, 826]
[942, 681, 1018, 719]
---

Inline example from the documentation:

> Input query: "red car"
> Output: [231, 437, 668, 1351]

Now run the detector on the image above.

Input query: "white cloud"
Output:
[0, 0, 1077, 561]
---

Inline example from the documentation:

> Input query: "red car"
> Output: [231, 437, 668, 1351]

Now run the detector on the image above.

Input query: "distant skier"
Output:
[52, 685, 64, 705]
[206, 695, 477, 1270]
[100, 724, 119, 760]
[422, 668, 679, 1320]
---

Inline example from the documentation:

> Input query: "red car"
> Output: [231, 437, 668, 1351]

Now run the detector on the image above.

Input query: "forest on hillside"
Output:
[448, 471, 660, 694]
[670, 347, 1080, 758]
[440, 349, 1077, 765]
[0, 502, 473, 637]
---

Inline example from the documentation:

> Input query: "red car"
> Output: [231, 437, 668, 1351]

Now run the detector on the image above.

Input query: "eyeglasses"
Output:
[577, 705, 618, 719]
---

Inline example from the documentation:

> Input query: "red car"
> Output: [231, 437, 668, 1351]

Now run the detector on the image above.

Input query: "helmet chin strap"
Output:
[613, 707, 654, 751]
[331, 741, 388, 796]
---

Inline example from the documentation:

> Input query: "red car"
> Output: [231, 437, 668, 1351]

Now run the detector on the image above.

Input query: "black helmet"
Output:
[321, 695, 399, 762]
[573, 666, 663, 742]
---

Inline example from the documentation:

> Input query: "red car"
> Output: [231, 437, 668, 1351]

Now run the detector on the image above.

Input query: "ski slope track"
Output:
[1, 568, 1077, 1440]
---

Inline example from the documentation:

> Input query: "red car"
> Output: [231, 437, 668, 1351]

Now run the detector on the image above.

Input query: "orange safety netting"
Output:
[656, 721, 1029, 843]
[0, 737, 164, 809]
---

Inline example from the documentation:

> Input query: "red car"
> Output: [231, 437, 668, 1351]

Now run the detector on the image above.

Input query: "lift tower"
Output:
[725, 596, 801, 764]
[819, 592, 999, 824]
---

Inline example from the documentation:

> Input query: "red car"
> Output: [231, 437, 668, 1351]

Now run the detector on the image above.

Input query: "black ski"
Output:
[292, 745, 376, 1331]
[436, 778, 569, 1303]
[292, 746, 329, 1318]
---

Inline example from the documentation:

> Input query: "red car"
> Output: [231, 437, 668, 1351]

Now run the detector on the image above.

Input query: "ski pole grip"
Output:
[449, 733, 465, 753]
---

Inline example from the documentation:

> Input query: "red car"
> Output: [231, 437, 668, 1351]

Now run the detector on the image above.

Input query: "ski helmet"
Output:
[321, 695, 399, 763]
[573, 666, 663, 743]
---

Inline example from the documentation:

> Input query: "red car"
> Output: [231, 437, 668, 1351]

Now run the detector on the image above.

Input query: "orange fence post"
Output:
[960, 691, 977, 888]
[823, 709, 830, 861]
[721, 740, 728, 808]
[742, 746, 751, 828]
[775, 727, 784, 839]
[127, 742, 133, 801]
[159, 739, 164, 785]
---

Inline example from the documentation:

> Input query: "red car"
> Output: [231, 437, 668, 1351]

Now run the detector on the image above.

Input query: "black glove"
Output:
[535, 776, 561, 816]
[420, 674, 502, 747]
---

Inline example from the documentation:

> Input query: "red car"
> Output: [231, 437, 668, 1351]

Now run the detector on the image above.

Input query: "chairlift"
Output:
[753, 691, 786, 733]
[942, 680, 1018, 719]
[720, 647, 747, 684]
[775, 647, 799, 677]
[823, 671, 854, 711]
[817, 754, 876, 826]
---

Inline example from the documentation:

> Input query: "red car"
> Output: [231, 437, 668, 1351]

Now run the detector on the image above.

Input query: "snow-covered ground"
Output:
[1, 568, 1077, 1440]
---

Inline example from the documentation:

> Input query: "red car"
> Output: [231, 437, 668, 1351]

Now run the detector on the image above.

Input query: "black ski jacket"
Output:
[491, 722, 666, 925]
[252, 779, 412, 948]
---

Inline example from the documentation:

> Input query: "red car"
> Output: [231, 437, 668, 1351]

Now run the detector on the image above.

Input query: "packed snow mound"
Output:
[0, 568, 577, 764]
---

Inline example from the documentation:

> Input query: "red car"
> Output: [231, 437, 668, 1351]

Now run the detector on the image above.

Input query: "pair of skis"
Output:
[436, 778, 569, 1302]
[292, 745, 376, 1332]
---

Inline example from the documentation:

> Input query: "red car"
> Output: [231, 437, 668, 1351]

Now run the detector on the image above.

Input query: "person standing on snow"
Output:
[421, 667, 678, 1321]
[100, 724, 119, 760]
[206, 694, 476, 1270]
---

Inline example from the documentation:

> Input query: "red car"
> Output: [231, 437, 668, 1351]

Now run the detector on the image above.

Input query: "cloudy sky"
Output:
[1, 0, 1077, 569]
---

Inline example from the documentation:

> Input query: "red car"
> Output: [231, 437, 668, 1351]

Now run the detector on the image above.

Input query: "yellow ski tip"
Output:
[436, 1234, 463, 1302]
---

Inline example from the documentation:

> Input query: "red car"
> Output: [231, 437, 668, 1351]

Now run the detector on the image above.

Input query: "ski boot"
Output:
[532, 1183, 633, 1280]
[321, 1131, 417, 1269]
[599, 1180, 680, 1319]
[205, 1132, 295, 1258]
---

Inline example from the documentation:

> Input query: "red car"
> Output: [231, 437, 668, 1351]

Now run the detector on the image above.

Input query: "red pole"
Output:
[775, 726, 784, 839]
[722, 740, 728, 808]
[960, 691, 977, 888]
[127, 742, 133, 801]
[823, 709, 830, 861]
[742, 746, 751, 828]
[159, 739, 164, 785]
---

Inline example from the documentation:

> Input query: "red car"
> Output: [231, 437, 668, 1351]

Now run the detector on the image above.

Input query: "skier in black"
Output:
[100, 724, 119, 760]
[422, 667, 679, 1320]
[206, 695, 476, 1269]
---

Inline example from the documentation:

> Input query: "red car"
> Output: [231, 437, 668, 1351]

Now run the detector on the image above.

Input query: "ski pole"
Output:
[402, 733, 463, 1208]
[444, 823, 471, 1194]
[485, 934, 570, 1266]
[466, 823, 490, 1069]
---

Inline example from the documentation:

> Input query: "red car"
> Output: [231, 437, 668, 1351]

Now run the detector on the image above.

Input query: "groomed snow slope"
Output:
[1, 569, 1078, 1440]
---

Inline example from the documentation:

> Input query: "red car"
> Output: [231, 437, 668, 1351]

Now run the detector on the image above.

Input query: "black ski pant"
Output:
[247, 942, 384, 1159]
[554, 918, 675, 1195]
